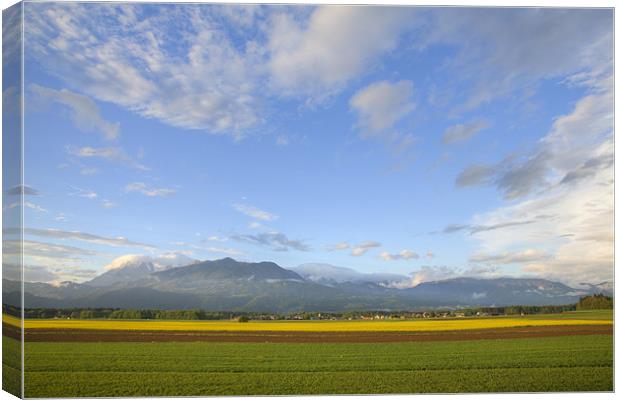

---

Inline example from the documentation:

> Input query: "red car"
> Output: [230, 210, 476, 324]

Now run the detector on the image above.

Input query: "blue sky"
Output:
[6, 3, 613, 287]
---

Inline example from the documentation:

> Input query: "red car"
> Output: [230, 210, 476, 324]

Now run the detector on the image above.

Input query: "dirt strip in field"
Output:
[13, 323, 612, 343]
[2, 323, 20, 340]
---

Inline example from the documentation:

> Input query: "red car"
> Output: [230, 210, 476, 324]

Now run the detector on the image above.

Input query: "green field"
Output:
[18, 334, 612, 396]
[2, 335, 21, 397]
[521, 310, 613, 320]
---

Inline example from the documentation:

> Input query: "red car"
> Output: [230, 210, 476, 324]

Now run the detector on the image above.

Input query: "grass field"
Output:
[2, 334, 21, 397]
[3, 312, 612, 332]
[6, 310, 613, 396]
[521, 310, 613, 320]
[18, 334, 612, 396]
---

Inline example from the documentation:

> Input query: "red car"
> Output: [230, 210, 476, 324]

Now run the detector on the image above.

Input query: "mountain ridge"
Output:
[4, 258, 609, 312]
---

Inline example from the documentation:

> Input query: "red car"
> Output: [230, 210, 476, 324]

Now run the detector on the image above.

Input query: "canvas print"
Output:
[2, 2, 614, 397]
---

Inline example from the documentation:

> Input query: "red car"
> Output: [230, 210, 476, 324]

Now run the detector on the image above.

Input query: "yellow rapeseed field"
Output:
[3, 314, 611, 332]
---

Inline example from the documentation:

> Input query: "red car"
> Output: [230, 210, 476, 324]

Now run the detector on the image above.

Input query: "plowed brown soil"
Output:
[18, 323, 611, 343]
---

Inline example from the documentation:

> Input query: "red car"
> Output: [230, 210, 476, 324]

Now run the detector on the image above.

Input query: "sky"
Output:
[3, 3, 613, 288]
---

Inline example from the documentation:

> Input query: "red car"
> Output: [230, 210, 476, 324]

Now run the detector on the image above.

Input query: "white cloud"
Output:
[171, 238, 244, 257]
[26, 4, 262, 137]
[410, 265, 502, 287]
[204, 247, 245, 256]
[327, 241, 350, 251]
[442, 119, 489, 144]
[350, 241, 381, 257]
[10, 264, 57, 282]
[5, 184, 40, 196]
[380, 249, 420, 261]
[206, 236, 228, 242]
[4, 201, 48, 213]
[54, 213, 68, 222]
[232, 203, 279, 221]
[67, 146, 149, 171]
[68, 185, 98, 200]
[350, 80, 415, 136]
[125, 182, 176, 197]
[268, 6, 413, 99]
[419, 8, 612, 110]
[4, 239, 99, 261]
[104, 252, 195, 271]
[30, 84, 119, 140]
[469, 249, 549, 264]
[7, 227, 156, 250]
[232, 232, 309, 252]
[465, 75, 612, 286]
[455, 164, 495, 188]
[456, 78, 612, 201]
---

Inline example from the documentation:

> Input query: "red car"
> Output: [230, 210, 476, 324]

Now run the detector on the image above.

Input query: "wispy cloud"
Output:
[455, 164, 496, 188]
[67, 145, 149, 171]
[30, 84, 119, 140]
[4, 263, 59, 283]
[3, 201, 48, 213]
[170, 238, 243, 257]
[442, 119, 489, 144]
[232, 232, 309, 252]
[464, 76, 613, 285]
[380, 249, 419, 261]
[5, 184, 40, 196]
[68, 185, 98, 200]
[232, 203, 279, 221]
[204, 247, 245, 256]
[28, 203, 47, 213]
[349, 80, 417, 157]
[437, 220, 539, 235]
[350, 80, 415, 136]
[54, 213, 68, 222]
[5, 227, 156, 250]
[327, 241, 350, 251]
[206, 236, 228, 242]
[4, 239, 99, 261]
[125, 182, 176, 197]
[26, 4, 262, 137]
[419, 8, 612, 111]
[329, 240, 382, 256]
[350, 241, 381, 257]
[469, 249, 550, 264]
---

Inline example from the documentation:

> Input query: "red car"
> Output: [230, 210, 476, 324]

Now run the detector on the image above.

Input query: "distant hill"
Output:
[155, 258, 303, 282]
[400, 277, 587, 307]
[293, 263, 410, 287]
[4, 257, 607, 312]
[579, 281, 613, 297]
[88, 254, 197, 287]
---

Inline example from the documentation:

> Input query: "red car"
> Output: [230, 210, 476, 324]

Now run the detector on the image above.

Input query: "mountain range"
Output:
[3, 257, 612, 312]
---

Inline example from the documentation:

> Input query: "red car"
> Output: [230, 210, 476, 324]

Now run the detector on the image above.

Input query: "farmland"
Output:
[4, 309, 613, 396]
[2, 312, 612, 332]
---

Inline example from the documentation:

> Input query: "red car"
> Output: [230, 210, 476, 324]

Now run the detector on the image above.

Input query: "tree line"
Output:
[3, 294, 610, 320]
[577, 294, 613, 310]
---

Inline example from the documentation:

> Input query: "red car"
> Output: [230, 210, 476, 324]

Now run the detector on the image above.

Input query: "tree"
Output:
[577, 294, 613, 310]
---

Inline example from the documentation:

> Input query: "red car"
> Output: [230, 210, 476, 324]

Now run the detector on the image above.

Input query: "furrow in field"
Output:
[19, 324, 612, 342]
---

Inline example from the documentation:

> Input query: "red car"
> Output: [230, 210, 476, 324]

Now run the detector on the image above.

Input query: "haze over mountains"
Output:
[4, 258, 612, 312]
